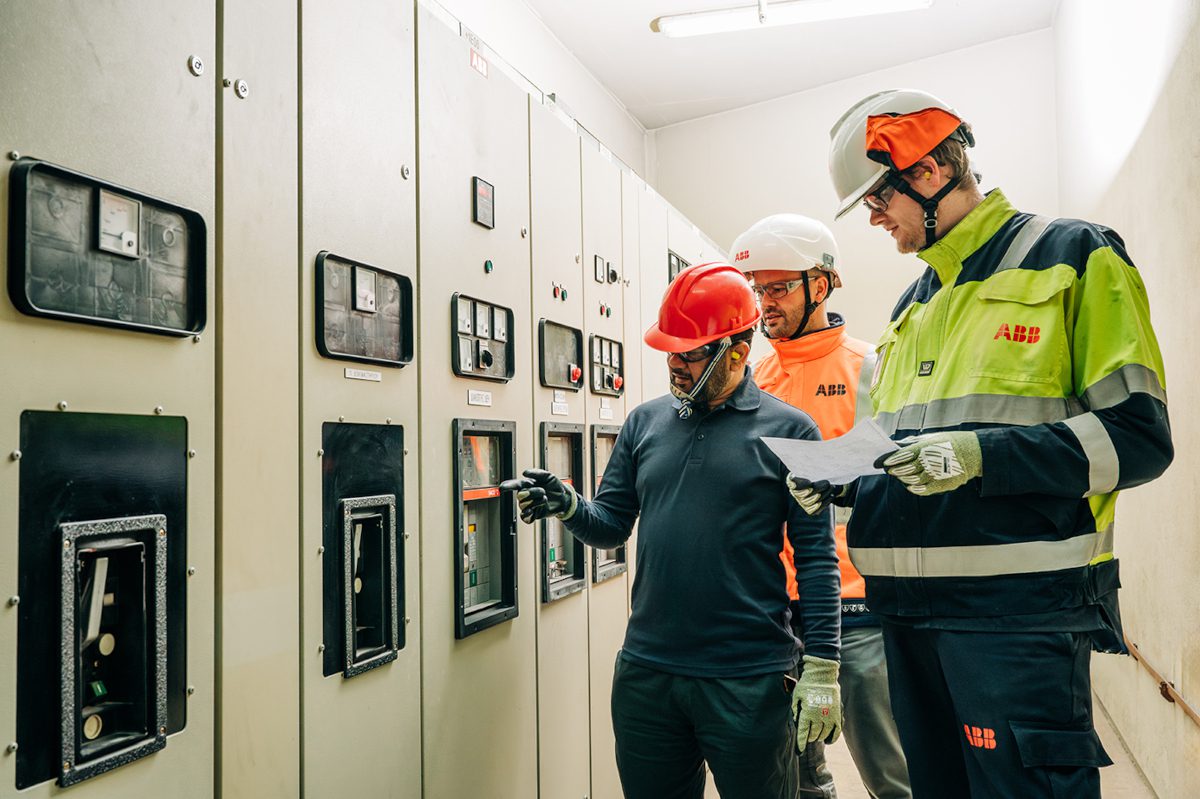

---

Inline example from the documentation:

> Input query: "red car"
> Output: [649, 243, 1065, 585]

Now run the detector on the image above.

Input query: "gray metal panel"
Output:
[530, 98, 591, 799]
[0, 0, 216, 795]
[581, 143, 628, 799]
[417, 7, 538, 797]
[300, 0, 421, 796]
[218, 0, 302, 795]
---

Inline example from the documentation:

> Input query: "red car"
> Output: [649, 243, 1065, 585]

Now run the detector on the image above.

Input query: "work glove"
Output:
[786, 474, 843, 516]
[875, 431, 982, 496]
[792, 655, 842, 746]
[499, 468, 578, 523]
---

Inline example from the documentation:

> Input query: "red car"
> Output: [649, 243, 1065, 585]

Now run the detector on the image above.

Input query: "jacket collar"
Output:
[768, 314, 846, 363]
[918, 189, 1018, 284]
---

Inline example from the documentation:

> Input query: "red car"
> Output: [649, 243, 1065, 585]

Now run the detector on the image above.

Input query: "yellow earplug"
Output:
[731, 351, 741, 360]
[924, 171, 932, 179]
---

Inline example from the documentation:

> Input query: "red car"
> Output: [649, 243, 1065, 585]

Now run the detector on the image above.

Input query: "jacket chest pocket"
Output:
[966, 269, 1073, 386]
[869, 303, 917, 402]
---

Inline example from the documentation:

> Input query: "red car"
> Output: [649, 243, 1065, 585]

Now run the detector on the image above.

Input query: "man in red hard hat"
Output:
[503, 263, 842, 799]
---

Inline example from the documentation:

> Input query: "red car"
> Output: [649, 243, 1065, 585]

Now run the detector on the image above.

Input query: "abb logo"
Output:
[994, 323, 1041, 343]
[815, 384, 847, 396]
[733, 250, 750, 262]
[963, 725, 997, 749]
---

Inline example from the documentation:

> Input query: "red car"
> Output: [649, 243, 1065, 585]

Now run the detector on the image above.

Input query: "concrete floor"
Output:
[701, 694, 1158, 798]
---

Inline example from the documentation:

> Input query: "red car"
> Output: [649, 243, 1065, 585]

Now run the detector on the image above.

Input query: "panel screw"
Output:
[520, 226, 529, 238]
[404, 533, 410, 540]
[401, 165, 411, 180]
[317, 644, 325, 653]
[188, 449, 197, 458]
[403, 448, 409, 455]
[158, 529, 167, 538]
[7, 596, 18, 606]
[338, 415, 345, 422]
[385, 417, 392, 424]
[57, 401, 68, 411]
[234, 79, 249, 99]
[575, 254, 581, 263]
[160, 726, 166, 735]
[8, 151, 19, 161]
[223, 78, 232, 87]
[405, 617, 411, 624]
[317, 546, 325, 555]
[63, 761, 71, 771]
[187, 55, 205, 77]
[193, 334, 201, 343]
[317, 449, 324, 457]
[187, 685, 195, 696]
[10, 450, 20, 461]
[5, 742, 16, 754]
[187, 566, 196, 576]
[63, 539, 71, 550]
[154, 406, 165, 415]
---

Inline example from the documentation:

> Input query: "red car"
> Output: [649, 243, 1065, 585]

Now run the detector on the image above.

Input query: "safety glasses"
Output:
[750, 279, 807, 301]
[862, 181, 896, 213]
[670, 342, 720, 363]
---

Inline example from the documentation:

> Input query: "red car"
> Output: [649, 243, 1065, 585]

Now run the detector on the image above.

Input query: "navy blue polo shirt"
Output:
[564, 371, 840, 677]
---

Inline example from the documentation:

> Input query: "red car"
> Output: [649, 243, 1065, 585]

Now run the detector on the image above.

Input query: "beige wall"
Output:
[650, 30, 1059, 360]
[433, 0, 647, 173]
[1056, 3, 1200, 797]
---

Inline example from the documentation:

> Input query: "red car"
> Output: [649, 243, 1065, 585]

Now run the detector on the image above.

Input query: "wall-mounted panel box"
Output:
[315, 251, 414, 367]
[472, 176, 495, 229]
[590, 424, 627, 583]
[454, 419, 518, 637]
[16, 411, 188, 789]
[538, 319, 584, 391]
[589, 334, 625, 397]
[668, 250, 689, 282]
[7, 159, 207, 336]
[452, 293, 515, 382]
[540, 423, 585, 603]
[321, 424, 405, 678]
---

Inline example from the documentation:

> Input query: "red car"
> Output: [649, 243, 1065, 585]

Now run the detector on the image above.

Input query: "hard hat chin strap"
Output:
[885, 170, 962, 249]
[672, 337, 732, 420]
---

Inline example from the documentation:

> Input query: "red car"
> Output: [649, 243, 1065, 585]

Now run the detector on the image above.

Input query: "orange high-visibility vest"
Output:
[753, 318, 874, 604]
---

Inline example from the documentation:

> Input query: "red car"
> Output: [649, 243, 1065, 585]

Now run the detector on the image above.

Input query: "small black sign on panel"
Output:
[472, 176, 495, 229]
[538, 319, 584, 391]
[316, 251, 414, 368]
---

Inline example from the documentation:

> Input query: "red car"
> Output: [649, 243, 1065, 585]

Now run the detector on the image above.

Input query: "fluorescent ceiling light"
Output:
[652, 0, 933, 38]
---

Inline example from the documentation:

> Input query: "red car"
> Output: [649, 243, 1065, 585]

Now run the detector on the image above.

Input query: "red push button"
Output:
[613, 375, 624, 390]
[569, 364, 582, 383]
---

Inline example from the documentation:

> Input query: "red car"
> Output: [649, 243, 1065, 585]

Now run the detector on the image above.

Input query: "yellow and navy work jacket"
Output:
[849, 190, 1172, 631]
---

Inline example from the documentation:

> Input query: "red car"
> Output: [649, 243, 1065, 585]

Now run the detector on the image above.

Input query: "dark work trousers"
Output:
[611, 653, 802, 799]
[880, 622, 1113, 799]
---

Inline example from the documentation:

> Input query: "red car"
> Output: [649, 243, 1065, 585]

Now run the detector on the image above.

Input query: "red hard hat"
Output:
[644, 262, 760, 352]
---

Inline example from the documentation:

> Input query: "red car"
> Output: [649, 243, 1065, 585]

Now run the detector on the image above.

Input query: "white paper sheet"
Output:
[761, 419, 899, 484]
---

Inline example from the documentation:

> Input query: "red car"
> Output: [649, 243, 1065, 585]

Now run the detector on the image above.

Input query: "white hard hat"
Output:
[730, 214, 842, 288]
[828, 88, 970, 220]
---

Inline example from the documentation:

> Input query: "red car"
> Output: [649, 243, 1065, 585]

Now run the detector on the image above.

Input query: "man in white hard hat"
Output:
[787, 89, 1173, 798]
[734, 214, 911, 799]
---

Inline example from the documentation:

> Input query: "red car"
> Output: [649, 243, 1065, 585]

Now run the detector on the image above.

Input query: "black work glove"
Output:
[786, 474, 844, 516]
[499, 468, 578, 524]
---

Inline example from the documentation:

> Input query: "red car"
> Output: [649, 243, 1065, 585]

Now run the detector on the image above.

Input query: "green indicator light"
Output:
[90, 681, 108, 699]
[469, 571, 478, 587]
[548, 548, 556, 561]
[484, 259, 494, 273]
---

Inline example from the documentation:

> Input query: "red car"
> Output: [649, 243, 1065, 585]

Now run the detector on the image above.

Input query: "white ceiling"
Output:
[523, 0, 1060, 129]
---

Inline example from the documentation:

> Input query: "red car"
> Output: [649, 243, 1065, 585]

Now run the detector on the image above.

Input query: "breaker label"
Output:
[470, 49, 489, 78]
[599, 407, 614, 420]
[551, 402, 570, 416]
[345, 368, 382, 382]
[468, 389, 493, 407]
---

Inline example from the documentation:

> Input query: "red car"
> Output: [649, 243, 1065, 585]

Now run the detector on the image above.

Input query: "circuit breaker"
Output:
[540, 423, 586, 602]
[538, 320, 584, 391]
[454, 419, 519, 637]
[589, 334, 626, 397]
[320, 423, 405, 678]
[8, 159, 207, 336]
[452, 293, 515, 382]
[16, 411, 188, 788]
[590, 424, 627, 582]
[315, 251, 414, 367]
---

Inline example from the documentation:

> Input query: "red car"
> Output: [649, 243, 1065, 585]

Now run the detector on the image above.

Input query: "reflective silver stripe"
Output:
[1082, 363, 1167, 410]
[855, 351, 877, 424]
[850, 526, 1114, 578]
[995, 215, 1054, 272]
[834, 505, 852, 527]
[1063, 413, 1120, 496]
[875, 393, 1082, 435]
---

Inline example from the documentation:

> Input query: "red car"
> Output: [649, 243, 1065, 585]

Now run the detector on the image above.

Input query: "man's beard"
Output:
[670, 360, 732, 409]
